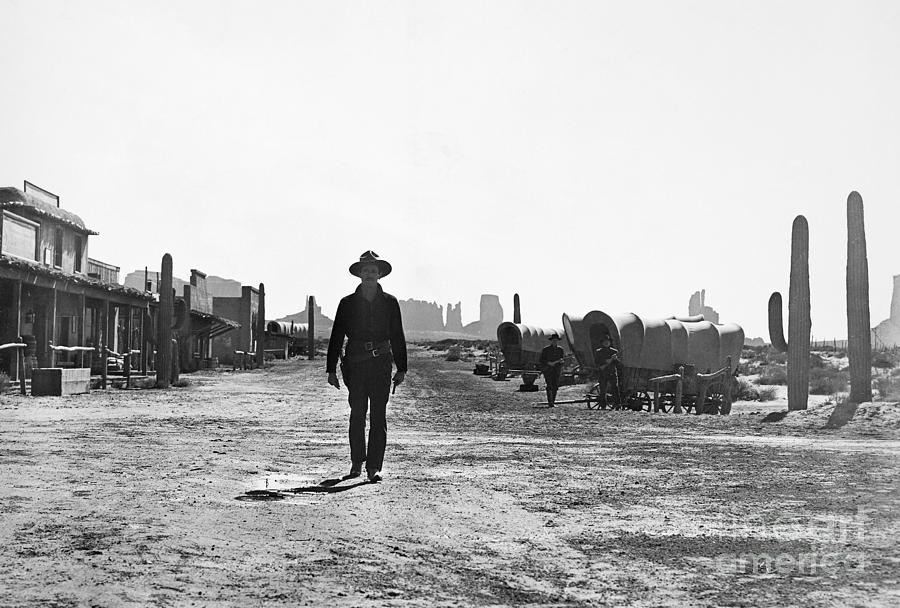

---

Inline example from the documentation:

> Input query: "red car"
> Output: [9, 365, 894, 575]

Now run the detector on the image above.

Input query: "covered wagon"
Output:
[264, 321, 309, 359]
[497, 323, 571, 371]
[562, 311, 744, 414]
[496, 322, 573, 390]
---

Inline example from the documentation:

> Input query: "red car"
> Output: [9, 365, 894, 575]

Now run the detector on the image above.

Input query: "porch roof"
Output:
[0, 254, 153, 304]
[189, 309, 241, 339]
[0, 187, 99, 235]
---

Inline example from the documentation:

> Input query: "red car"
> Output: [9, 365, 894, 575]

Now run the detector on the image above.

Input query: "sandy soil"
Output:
[1, 346, 898, 607]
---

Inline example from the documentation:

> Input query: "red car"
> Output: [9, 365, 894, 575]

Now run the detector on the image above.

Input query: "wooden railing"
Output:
[650, 365, 685, 413]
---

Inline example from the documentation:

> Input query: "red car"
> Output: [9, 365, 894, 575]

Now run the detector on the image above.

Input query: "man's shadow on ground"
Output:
[235, 474, 374, 501]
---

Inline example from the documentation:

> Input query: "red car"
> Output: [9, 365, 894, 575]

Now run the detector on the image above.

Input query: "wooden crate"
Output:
[31, 368, 91, 396]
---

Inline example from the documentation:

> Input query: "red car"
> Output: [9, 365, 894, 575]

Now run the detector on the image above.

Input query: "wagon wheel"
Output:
[701, 393, 722, 415]
[681, 396, 696, 414]
[585, 383, 603, 410]
[624, 390, 652, 412]
[654, 393, 675, 413]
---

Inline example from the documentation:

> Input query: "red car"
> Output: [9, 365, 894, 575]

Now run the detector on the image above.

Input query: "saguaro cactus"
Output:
[256, 283, 266, 369]
[513, 293, 521, 324]
[768, 215, 811, 411]
[847, 191, 872, 403]
[156, 253, 173, 388]
[307, 295, 316, 360]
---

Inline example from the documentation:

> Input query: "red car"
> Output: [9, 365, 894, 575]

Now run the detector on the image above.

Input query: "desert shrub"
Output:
[133, 377, 157, 389]
[764, 349, 787, 365]
[809, 353, 828, 369]
[734, 378, 759, 401]
[809, 367, 849, 395]
[874, 376, 900, 401]
[872, 352, 899, 371]
[757, 386, 777, 402]
[758, 364, 787, 385]
[0, 372, 9, 392]
[172, 378, 192, 388]
[733, 378, 778, 402]
[738, 357, 760, 375]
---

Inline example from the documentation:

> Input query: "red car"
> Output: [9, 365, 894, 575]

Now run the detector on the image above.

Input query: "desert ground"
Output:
[1, 345, 898, 607]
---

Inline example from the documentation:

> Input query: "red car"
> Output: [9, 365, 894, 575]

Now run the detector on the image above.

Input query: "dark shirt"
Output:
[594, 346, 619, 371]
[539, 344, 565, 373]
[326, 284, 407, 373]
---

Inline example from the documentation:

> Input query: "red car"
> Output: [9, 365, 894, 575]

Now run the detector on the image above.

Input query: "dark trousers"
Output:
[342, 356, 392, 472]
[598, 366, 621, 408]
[544, 370, 561, 405]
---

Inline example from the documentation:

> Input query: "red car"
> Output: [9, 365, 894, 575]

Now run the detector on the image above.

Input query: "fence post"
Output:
[17, 342, 26, 396]
[100, 340, 108, 390]
[721, 357, 733, 415]
[674, 366, 684, 414]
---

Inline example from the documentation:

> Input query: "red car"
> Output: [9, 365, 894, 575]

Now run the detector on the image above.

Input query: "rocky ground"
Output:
[1, 345, 898, 607]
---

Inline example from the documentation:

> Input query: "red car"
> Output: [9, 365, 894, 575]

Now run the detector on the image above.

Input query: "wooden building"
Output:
[177, 270, 240, 371]
[211, 286, 261, 366]
[0, 182, 153, 380]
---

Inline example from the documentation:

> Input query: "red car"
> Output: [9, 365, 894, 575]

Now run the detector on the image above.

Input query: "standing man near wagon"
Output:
[327, 251, 407, 483]
[594, 335, 622, 409]
[539, 332, 566, 407]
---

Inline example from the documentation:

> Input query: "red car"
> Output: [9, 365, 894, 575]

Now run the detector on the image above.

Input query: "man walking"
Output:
[539, 332, 565, 407]
[327, 251, 407, 483]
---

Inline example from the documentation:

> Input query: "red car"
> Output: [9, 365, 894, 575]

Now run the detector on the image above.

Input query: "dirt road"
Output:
[1, 348, 898, 607]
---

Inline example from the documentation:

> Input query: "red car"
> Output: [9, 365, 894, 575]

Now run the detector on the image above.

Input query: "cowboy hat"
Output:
[548, 332, 561, 340]
[349, 250, 392, 278]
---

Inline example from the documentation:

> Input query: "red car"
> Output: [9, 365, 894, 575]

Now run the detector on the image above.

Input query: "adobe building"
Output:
[131, 265, 259, 369]
[0, 182, 153, 379]
[211, 285, 261, 366]
[178, 270, 241, 371]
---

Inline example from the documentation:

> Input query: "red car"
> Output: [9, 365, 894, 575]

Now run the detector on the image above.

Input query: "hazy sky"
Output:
[2, 0, 898, 340]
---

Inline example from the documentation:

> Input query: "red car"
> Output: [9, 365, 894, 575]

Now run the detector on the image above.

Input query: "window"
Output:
[53, 228, 63, 267]
[74, 236, 83, 273]
[1, 211, 38, 260]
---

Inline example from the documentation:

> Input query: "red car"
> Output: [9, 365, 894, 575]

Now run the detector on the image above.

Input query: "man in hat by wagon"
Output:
[594, 335, 622, 409]
[539, 332, 566, 407]
[326, 251, 407, 483]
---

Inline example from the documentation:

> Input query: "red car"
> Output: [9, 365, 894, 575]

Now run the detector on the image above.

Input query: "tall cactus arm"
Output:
[847, 191, 872, 403]
[768, 292, 788, 353]
[787, 215, 811, 411]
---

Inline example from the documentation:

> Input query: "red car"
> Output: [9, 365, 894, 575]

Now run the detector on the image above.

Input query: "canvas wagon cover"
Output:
[266, 321, 309, 337]
[497, 323, 570, 368]
[563, 310, 743, 374]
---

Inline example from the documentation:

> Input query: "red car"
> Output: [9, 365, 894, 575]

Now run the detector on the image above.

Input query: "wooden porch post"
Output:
[80, 294, 87, 369]
[50, 288, 57, 368]
[124, 304, 133, 388]
[140, 306, 148, 376]
[12, 280, 22, 381]
[102, 300, 110, 390]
